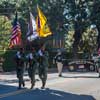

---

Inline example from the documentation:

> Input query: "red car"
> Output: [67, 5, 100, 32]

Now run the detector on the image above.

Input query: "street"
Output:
[0, 71, 100, 100]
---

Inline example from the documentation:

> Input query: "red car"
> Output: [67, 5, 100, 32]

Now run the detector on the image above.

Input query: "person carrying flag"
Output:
[37, 45, 49, 89]
[10, 12, 25, 89]
[26, 47, 37, 89]
[15, 48, 25, 89]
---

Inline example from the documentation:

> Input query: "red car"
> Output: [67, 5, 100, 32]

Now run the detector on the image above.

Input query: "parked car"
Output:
[67, 59, 95, 72]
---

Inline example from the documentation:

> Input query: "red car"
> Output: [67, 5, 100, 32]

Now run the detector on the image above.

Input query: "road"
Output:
[0, 71, 100, 100]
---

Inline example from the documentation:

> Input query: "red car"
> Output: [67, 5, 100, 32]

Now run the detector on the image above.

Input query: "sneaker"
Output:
[59, 74, 62, 77]
[41, 86, 45, 89]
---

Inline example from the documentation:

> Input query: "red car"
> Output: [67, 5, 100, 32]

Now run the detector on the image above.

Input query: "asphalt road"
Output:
[0, 72, 100, 100]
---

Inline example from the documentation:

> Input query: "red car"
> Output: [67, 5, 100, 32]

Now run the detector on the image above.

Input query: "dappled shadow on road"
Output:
[0, 84, 18, 95]
[0, 84, 27, 95]
[0, 85, 96, 100]
[24, 88, 96, 100]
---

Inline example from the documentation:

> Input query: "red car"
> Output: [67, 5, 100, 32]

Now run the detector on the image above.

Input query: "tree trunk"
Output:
[73, 21, 82, 59]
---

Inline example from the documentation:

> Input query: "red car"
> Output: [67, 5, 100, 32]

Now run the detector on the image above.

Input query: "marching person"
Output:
[26, 48, 37, 89]
[97, 55, 100, 78]
[54, 50, 63, 77]
[38, 45, 49, 89]
[14, 48, 25, 89]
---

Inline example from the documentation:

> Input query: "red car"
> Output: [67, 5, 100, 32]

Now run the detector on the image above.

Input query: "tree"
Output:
[0, 0, 99, 56]
[0, 16, 12, 50]
[80, 27, 98, 57]
[65, 30, 74, 52]
[90, 0, 100, 49]
[63, 0, 92, 58]
[0, 0, 16, 19]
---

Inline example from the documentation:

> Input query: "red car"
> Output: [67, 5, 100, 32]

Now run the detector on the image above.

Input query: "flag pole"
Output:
[15, 5, 23, 49]
[36, 4, 40, 38]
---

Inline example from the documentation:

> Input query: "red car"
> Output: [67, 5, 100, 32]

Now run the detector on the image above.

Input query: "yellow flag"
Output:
[37, 6, 52, 37]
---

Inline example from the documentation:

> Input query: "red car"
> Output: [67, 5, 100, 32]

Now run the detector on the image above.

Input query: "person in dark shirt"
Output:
[54, 50, 63, 77]
[37, 45, 49, 89]
[26, 48, 37, 89]
[15, 48, 25, 89]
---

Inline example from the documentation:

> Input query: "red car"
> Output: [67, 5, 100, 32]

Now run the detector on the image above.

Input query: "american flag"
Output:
[9, 12, 22, 48]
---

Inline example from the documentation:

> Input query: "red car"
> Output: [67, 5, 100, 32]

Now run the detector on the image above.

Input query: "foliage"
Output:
[80, 28, 98, 53]
[90, 0, 100, 49]
[65, 31, 74, 52]
[0, 0, 100, 71]
[1, 50, 16, 71]
[0, 16, 11, 50]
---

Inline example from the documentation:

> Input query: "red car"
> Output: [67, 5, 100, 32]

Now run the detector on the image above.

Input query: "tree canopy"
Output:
[0, 0, 100, 57]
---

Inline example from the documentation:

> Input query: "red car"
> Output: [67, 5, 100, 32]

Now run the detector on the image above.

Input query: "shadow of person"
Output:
[24, 88, 96, 100]
[0, 85, 96, 100]
[0, 84, 27, 95]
